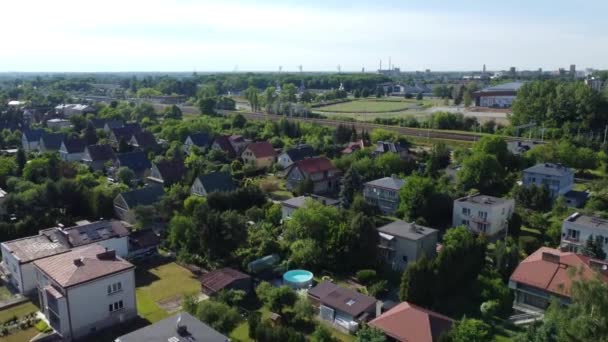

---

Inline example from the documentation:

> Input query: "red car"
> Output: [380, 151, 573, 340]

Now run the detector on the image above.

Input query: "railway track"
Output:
[153, 104, 538, 144]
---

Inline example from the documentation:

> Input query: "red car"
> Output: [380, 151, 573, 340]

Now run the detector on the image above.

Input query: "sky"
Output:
[1, 0, 607, 72]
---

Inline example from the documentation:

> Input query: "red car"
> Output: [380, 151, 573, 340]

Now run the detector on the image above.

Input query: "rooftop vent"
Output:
[73, 257, 84, 267]
[346, 299, 356, 306]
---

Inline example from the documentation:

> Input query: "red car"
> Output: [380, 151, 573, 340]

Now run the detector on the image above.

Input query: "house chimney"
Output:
[73, 257, 84, 267]
[541, 252, 561, 264]
[176, 313, 188, 336]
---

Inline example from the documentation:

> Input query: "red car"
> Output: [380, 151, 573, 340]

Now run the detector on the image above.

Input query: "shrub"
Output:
[356, 269, 377, 285]
[518, 236, 541, 255]
[368, 280, 388, 297]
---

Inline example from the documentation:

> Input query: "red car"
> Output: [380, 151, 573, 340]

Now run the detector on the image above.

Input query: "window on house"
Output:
[462, 219, 469, 226]
[107, 282, 122, 295]
[478, 211, 487, 220]
[462, 208, 471, 215]
[109, 300, 124, 312]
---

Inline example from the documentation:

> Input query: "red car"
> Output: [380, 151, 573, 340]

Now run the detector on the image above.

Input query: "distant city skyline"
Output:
[2, 0, 607, 72]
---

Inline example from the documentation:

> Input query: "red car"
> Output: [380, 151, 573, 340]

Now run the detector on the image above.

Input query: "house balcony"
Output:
[563, 236, 581, 243]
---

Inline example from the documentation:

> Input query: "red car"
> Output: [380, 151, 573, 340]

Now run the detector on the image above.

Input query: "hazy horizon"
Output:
[2, 0, 607, 72]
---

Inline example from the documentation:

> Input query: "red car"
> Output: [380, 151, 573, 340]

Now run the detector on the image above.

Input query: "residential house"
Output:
[114, 151, 152, 181]
[452, 194, 514, 237]
[127, 229, 160, 259]
[190, 171, 236, 197]
[109, 124, 142, 146]
[277, 144, 314, 169]
[308, 281, 378, 333]
[129, 131, 158, 151]
[200, 268, 252, 296]
[509, 247, 608, 312]
[0, 188, 7, 216]
[377, 220, 438, 270]
[341, 140, 368, 155]
[21, 129, 45, 151]
[46, 118, 71, 130]
[39, 132, 65, 152]
[523, 163, 574, 197]
[561, 213, 608, 259]
[373, 141, 409, 160]
[147, 159, 187, 186]
[183, 132, 212, 154]
[114, 185, 164, 223]
[59, 138, 85, 162]
[54, 104, 95, 117]
[228, 134, 250, 155]
[369, 301, 453, 342]
[34, 245, 136, 341]
[114, 312, 230, 342]
[507, 141, 540, 156]
[99, 119, 124, 132]
[1, 220, 130, 294]
[211, 135, 237, 158]
[363, 176, 405, 215]
[241, 141, 276, 170]
[281, 195, 340, 219]
[82, 144, 116, 171]
[285, 157, 341, 194]
[473, 82, 524, 108]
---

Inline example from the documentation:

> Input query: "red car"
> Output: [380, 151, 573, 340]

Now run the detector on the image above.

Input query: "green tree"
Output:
[293, 297, 315, 322]
[448, 318, 492, 342]
[194, 300, 240, 334]
[15, 148, 26, 176]
[356, 325, 387, 342]
[311, 325, 338, 342]
[340, 166, 363, 208]
[399, 256, 436, 307]
[163, 105, 183, 120]
[280, 83, 298, 103]
[116, 167, 135, 186]
[289, 239, 323, 271]
[458, 153, 505, 195]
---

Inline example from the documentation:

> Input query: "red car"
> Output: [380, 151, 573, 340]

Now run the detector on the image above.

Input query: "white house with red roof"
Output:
[509, 247, 608, 312]
[34, 244, 136, 341]
[241, 141, 276, 170]
[369, 301, 453, 342]
[285, 157, 341, 194]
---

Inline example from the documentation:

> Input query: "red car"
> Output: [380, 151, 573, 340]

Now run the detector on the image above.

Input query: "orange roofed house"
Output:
[285, 157, 341, 194]
[241, 141, 276, 170]
[369, 301, 453, 342]
[509, 247, 608, 312]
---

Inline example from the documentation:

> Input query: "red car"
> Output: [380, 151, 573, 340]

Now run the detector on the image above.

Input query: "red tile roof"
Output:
[213, 135, 236, 157]
[33, 244, 133, 288]
[200, 268, 251, 295]
[245, 141, 276, 158]
[510, 247, 608, 298]
[369, 302, 453, 342]
[292, 157, 337, 175]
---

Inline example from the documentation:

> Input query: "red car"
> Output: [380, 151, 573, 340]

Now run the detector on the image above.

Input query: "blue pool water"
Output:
[283, 270, 314, 288]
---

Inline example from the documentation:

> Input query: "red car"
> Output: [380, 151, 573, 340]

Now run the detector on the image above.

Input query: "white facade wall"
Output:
[277, 153, 293, 169]
[453, 198, 514, 236]
[92, 237, 129, 258]
[190, 178, 207, 197]
[1, 245, 25, 293]
[561, 219, 608, 259]
[479, 95, 516, 108]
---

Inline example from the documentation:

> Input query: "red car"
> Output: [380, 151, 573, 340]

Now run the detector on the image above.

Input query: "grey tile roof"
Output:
[455, 194, 511, 206]
[308, 281, 377, 318]
[115, 312, 229, 342]
[565, 213, 608, 230]
[284, 144, 315, 162]
[118, 185, 164, 209]
[377, 220, 438, 241]
[524, 163, 573, 177]
[2, 235, 70, 264]
[195, 171, 236, 193]
[365, 176, 405, 190]
[116, 151, 151, 173]
[477, 82, 525, 93]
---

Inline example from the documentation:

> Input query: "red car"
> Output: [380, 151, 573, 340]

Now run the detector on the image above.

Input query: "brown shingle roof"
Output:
[200, 268, 250, 295]
[369, 302, 453, 342]
[2, 235, 70, 264]
[292, 157, 337, 175]
[244, 141, 276, 158]
[213, 135, 237, 158]
[510, 247, 608, 298]
[308, 281, 376, 317]
[33, 244, 133, 288]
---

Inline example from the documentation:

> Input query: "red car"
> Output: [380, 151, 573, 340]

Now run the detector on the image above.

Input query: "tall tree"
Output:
[340, 166, 363, 208]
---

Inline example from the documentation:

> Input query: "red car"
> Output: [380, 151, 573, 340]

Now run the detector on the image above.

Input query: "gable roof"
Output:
[366, 176, 405, 191]
[118, 185, 164, 208]
[85, 144, 116, 161]
[342, 140, 368, 154]
[245, 141, 276, 158]
[524, 163, 573, 177]
[49, 220, 130, 248]
[195, 171, 236, 193]
[153, 159, 187, 184]
[374, 141, 407, 154]
[116, 151, 151, 173]
[284, 144, 314, 162]
[23, 129, 45, 142]
[93, 118, 123, 130]
[115, 312, 229, 342]
[308, 281, 376, 317]
[128, 229, 161, 251]
[62, 138, 85, 153]
[187, 132, 212, 147]
[41, 133, 65, 150]
[200, 268, 251, 295]
[510, 247, 608, 298]
[213, 135, 237, 157]
[33, 244, 133, 288]
[291, 157, 338, 175]
[111, 124, 141, 142]
[377, 220, 438, 241]
[131, 131, 157, 148]
[369, 302, 453, 342]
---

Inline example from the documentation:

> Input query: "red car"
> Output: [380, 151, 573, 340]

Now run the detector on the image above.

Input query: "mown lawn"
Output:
[3, 326, 39, 342]
[0, 301, 38, 322]
[134, 259, 201, 323]
[316, 99, 415, 113]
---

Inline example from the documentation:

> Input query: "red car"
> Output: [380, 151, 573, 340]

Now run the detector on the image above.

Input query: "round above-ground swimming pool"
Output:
[283, 269, 314, 289]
